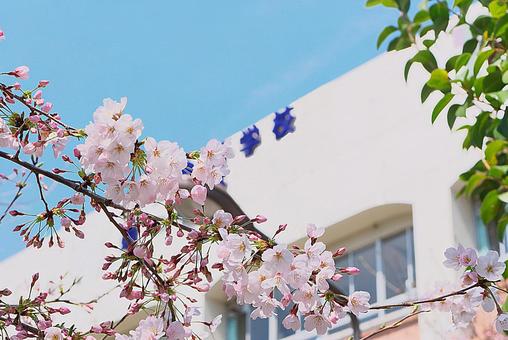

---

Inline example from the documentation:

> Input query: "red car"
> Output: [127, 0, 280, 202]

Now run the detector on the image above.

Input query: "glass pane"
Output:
[409, 228, 416, 285]
[227, 309, 246, 340]
[250, 315, 269, 340]
[382, 232, 408, 299]
[332, 257, 350, 295]
[275, 290, 296, 338]
[277, 306, 296, 338]
[353, 244, 377, 302]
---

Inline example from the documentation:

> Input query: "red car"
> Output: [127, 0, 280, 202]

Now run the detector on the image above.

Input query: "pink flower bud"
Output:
[191, 185, 207, 205]
[333, 247, 347, 257]
[28, 115, 41, 123]
[41, 102, 52, 113]
[70, 193, 84, 205]
[58, 307, 71, 314]
[133, 246, 148, 259]
[73, 148, 81, 158]
[233, 214, 247, 224]
[0, 30, 4, 40]
[253, 215, 267, 223]
[38, 80, 49, 88]
[340, 266, 360, 275]
[332, 273, 343, 281]
[9, 66, 30, 80]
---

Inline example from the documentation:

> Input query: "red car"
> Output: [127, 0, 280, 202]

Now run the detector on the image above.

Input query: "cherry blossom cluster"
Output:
[425, 245, 508, 334]
[0, 274, 99, 340]
[114, 311, 221, 340]
[0, 71, 69, 159]
[216, 221, 369, 335]
[76, 98, 233, 209]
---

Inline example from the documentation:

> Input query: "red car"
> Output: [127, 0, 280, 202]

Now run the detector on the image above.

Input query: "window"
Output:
[328, 228, 416, 335]
[222, 227, 416, 340]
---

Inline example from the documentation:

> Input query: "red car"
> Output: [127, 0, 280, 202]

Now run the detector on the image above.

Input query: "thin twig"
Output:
[32, 157, 50, 212]
[360, 309, 429, 340]
[369, 283, 479, 310]
[0, 171, 33, 222]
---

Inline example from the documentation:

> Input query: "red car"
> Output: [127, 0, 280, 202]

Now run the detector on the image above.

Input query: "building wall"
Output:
[0, 22, 488, 340]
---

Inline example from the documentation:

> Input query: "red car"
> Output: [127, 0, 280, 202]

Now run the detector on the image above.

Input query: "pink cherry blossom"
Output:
[44, 327, 63, 340]
[476, 250, 506, 282]
[495, 313, 508, 334]
[166, 321, 186, 340]
[307, 223, 324, 238]
[443, 245, 465, 270]
[282, 313, 301, 331]
[348, 291, 370, 316]
[212, 210, 233, 228]
[304, 313, 332, 335]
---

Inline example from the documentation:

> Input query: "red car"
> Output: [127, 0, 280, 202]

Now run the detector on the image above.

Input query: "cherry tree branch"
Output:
[360, 309, 428, 340]
[368, 283, 480, 310]
[0, 150, 192, 232]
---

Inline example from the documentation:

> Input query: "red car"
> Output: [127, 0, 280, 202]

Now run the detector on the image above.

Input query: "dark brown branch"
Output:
[0, 150, 192, 232]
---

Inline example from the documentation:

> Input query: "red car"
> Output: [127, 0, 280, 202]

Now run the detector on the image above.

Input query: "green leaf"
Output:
[395, 0, 410, 13]
[404, 50, 438, 81]
[377, 26, 398, 49]
[447, 104, 460, 129]
[499, 109, 508, 138]
[432, 93, 454, 123]
[480, 189, 501, 224]
[463, 38, 478, 54]
[414, 10, 430, 24]
[483, 67, 505, 92]
[366, 0, 398, 7]
[427, 69, 450, 91]
[454, 53, 472, 71]
[365, 0, 382, 7]
[421, 84, 434, 103]
[489, 0, 507, 19]
[474, 49, 495, 76]
[495, 14, 508, 37]
[498, 215, 508, 241]
[429, 2, 449, 34]
[446, 56, 459, 72]
[502, 260, 508, 280]
[485, 140, 507, 165]
[465, 172, 486, 196]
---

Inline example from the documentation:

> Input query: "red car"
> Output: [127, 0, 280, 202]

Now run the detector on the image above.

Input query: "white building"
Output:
[0, 26, 499, 340]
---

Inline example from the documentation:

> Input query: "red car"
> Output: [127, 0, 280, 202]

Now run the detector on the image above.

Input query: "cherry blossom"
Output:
[476, 251, 506, 282]
[348, 291, 371, 316]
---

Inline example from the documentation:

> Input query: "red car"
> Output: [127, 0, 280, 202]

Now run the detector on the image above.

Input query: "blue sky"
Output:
[0, 1, 395, 259]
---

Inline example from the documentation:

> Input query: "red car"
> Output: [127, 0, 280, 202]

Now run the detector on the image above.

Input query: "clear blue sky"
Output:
[0, 1, 395, 259]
